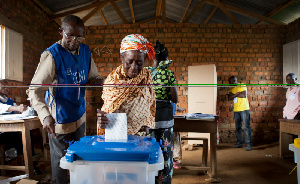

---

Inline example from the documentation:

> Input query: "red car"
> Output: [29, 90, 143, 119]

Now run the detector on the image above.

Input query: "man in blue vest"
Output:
[27, 15, 104, 183]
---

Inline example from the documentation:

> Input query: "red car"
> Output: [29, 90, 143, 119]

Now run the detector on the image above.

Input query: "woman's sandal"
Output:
[173, 161, 181, 169]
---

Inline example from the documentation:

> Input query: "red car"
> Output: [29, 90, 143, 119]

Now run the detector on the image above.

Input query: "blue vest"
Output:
[46, 43, 90, 124]
[5, 98, 14, 106]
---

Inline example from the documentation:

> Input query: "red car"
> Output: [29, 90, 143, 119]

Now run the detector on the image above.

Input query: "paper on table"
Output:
[105, 113, 127, 141]
[0, 114, 37, 121]
[184, 113, 215, 120]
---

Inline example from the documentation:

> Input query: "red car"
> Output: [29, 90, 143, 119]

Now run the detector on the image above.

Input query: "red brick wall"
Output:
[85, 88, 103, 135]
[0, 0, 59, 105]
[84, 23, 287, 143]
[4, 0, 300, 143]
[286, 17, 300, 43]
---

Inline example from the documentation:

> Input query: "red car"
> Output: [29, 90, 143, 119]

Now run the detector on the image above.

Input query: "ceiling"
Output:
[33, 0, 300, 26]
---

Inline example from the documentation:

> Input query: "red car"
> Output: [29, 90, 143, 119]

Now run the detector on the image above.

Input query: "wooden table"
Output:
[279, 119, 300, 158]
[173, 117, 219, 182]
[0, 117, 47, 179]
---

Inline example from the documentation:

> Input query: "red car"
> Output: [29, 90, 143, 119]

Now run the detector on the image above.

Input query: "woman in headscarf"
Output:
[97, 34, 156, 135]
[148, 40, 178, 183]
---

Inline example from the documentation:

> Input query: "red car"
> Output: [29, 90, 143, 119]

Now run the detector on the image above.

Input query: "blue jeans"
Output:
[234, 110, 252, 146]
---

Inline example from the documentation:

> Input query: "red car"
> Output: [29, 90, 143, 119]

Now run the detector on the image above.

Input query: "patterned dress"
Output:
[99, 64, 156, 135]
[148, 66, 176, 184]
[172, 102, 182, 165]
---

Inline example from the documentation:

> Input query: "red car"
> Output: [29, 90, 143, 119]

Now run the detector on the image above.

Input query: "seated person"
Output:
[0, 79, 43, 175]
[0, 80, 27, 114]
[97, 34, 156, 135]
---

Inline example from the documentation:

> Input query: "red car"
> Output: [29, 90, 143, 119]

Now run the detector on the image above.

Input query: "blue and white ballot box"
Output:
[60, 135, 163, 184]
[290, 144, 300, 184]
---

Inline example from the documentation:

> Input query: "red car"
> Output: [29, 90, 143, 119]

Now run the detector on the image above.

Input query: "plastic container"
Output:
[289, 144, 300, 184]
[295, 138, 300, 148]
[60, 135, 163, 184]
[5, 147, 17, 162]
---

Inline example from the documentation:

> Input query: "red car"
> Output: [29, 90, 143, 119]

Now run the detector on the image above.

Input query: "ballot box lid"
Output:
[65, 135, 161, 164]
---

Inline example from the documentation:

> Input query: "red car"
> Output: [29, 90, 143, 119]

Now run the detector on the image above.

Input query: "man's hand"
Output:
[227, 92, 235, 100]
[43, 115, 56, 138]
[97, 109, 110, 129]
[228, 91, 245, 100]
[236, 91, 246, 98]
[236, 92, 243, 97]
[17, 104, 28, 113]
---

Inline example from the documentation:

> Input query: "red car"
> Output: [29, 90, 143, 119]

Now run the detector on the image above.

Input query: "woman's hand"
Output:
[113, 109, 120, 113]
[139, 126, 150, 135]
[97, 109, 110, 129]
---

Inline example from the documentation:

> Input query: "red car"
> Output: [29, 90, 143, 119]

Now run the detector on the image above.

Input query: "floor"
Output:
[173, 142, 297, 184]
[1, 142, 298, 184]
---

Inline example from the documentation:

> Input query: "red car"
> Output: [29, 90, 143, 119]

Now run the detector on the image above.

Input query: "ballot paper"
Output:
[105, 113, 127, 141]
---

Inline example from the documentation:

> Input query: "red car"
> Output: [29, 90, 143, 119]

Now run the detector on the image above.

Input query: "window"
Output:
[0, 26, 23, 81]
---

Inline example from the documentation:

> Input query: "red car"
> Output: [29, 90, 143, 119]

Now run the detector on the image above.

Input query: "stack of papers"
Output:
[184, 113, 215, 120]
[174, 115, 185, 118]
[0, 114, 37, 121]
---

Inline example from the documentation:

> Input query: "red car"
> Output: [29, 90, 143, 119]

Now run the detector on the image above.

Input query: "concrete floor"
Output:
[3, 142, 298, 184]
[173, 142, 297, 184]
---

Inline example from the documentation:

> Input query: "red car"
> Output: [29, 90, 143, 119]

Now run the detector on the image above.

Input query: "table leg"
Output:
[202, 139, 208, 167]
[210, 133, 217, 177]
[205, 133, 220, 183]
[22, 126, 34, 179]
[280, 131, 294, 158]
[40, 127, 48, 162]
[0, 144, 5, 176]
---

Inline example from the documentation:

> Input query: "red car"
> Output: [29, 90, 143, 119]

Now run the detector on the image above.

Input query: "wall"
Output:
[0, 0, 59, 104]
[286, 17, 300, 43]
[83, 23, 286, 143]
[3, 0, 300, 143]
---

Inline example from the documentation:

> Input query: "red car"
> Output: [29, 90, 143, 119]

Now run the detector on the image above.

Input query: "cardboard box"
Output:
[16, 179, 39, 184]
[188, 64, 217, 148]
